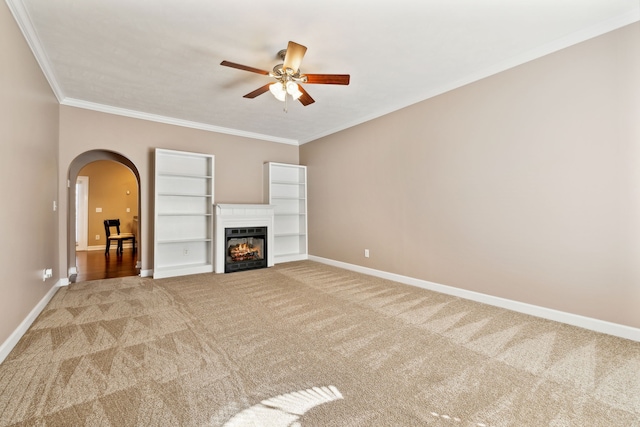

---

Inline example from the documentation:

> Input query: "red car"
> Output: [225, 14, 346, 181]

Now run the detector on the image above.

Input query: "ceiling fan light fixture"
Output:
[269, 82, 286, 102]
[286, 81, 303, 100]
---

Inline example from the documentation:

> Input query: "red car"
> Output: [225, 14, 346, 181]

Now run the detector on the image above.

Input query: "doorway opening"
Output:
[68, 151, 141, 283]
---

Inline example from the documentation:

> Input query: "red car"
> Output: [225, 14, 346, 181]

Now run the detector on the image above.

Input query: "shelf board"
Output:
[271, 196, 306, 200]
[272, 180, 305, 185]
[274, 232, 307, 238]
[157, 193, 213, 197]
[274, 251, 305, 257]
[157, 213, 212, 217]
[273, 253, 308, 263]
[157, 172, 213, 179]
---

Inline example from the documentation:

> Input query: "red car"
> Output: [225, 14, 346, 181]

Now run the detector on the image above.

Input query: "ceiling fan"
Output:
[220, 41, 350, 108]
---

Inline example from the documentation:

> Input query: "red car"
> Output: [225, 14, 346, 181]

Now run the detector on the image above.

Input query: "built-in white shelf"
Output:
[263, 162, 308, 263]
[154, 149, 214, 278]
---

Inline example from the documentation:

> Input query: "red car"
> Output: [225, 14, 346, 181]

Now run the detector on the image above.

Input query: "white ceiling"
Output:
[7, 0, 640, 145]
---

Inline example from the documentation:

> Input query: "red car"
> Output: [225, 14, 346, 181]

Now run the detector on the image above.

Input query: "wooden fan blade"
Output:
[303, 74, 350, 85]
[243, 84, 272, 99]
[220, 60, 270, 75]
[283, 41, 307, 73]
[297, 85, 315, 106]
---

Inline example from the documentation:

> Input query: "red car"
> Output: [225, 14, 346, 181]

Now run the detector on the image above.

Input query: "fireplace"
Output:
[225, 227, 267, 273]
[214, 204, 275, 273]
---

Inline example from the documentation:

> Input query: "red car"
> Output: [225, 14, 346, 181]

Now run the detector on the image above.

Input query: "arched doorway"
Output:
[68, 150, 141, 281]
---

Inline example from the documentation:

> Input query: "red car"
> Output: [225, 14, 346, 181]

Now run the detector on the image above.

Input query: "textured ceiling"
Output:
[7, 0, 640, 145]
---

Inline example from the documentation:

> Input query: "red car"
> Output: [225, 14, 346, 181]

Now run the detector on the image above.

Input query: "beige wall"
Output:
[0, 3, 59, 343]
[300, 22, 640, 329]
[79, 161, 139, 247]
[58, 106, 298, 275]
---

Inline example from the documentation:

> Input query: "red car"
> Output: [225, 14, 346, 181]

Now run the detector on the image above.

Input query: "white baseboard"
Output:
[140, 269, 153, 277]
[309, 256, 640, 342]
[0, 280, 65, 364]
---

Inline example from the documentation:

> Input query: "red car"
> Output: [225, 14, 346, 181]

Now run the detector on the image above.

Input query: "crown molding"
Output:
[6, 0, 298, 145]
[8, 0, 638, 146]
[61, 98, 300, 146]
[5, 0, 65, 102]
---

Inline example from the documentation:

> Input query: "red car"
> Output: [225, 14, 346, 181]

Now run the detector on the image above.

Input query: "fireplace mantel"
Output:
[215, 204, 275, 273]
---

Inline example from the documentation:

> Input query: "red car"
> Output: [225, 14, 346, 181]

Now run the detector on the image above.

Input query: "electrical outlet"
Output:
[95, 235, 100, 240]
[364, 249, 370, 258]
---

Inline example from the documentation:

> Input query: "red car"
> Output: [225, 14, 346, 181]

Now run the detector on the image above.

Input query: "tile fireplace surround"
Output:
[214, 204, 275, 273]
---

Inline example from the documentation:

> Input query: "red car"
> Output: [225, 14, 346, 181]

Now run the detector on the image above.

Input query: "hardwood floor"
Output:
[73, 249, 138, 282]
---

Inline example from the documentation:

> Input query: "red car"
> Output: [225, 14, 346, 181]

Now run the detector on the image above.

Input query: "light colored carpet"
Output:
[1, 261, 639, 426]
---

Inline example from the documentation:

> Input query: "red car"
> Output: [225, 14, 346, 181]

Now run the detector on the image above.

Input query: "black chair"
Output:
[104, 219, 135, 255]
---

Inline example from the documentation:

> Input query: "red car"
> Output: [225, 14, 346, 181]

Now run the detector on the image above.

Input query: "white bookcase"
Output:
[263, 162, 308, 263]
[154, 149, 214, 278]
